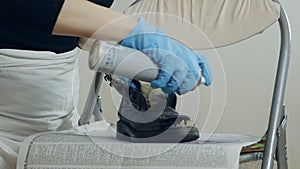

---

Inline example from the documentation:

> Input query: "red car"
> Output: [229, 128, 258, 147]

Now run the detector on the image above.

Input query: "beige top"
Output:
[125, 0, 280, 49]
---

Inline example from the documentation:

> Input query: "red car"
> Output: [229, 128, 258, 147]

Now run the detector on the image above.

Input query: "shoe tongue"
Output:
[130, 80, 142, 91]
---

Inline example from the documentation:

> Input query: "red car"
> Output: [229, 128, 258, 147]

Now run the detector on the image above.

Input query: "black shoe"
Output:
[108, 77, 200, 143]
[116, 107, 199, 143]
[116, 85, 199, 143]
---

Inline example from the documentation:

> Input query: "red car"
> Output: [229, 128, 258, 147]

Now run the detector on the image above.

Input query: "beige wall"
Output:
[78, 0, 299, 168]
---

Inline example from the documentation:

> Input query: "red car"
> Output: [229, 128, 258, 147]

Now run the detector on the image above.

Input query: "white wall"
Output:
[78, 0, 299, 168]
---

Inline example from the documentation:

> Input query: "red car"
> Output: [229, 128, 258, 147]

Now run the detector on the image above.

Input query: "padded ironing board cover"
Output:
[125, 0, 280, 49]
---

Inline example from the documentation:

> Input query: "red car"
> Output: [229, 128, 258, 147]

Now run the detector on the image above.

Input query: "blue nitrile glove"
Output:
[120, 18, 211, 95]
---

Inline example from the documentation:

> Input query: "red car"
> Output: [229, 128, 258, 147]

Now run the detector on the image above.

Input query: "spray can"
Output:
[89, 40, 205, 84]
[89, 40, 159, 82]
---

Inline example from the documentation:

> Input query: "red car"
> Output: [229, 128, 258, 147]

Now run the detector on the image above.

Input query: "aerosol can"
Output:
[89, 40, 205, 84]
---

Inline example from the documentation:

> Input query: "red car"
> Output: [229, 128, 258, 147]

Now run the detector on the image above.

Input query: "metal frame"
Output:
[262, 0, 291, 168]
[78, 72, 104, 125]
[240, 1, 291, 168]
[79, 1, 291, 169]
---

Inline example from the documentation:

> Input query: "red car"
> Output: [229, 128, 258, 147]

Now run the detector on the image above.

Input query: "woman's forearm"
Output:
[53, 0, 137, 42]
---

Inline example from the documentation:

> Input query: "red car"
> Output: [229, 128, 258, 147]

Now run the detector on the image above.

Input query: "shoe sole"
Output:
[116, 120, 199, 143]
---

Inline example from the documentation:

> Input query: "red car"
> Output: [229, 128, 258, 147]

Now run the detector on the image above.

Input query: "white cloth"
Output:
[0, 48, 80, 169]
[125, 0, 280, 49]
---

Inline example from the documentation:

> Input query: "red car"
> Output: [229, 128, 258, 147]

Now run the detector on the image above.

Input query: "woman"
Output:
[0, 0, 211, 168]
